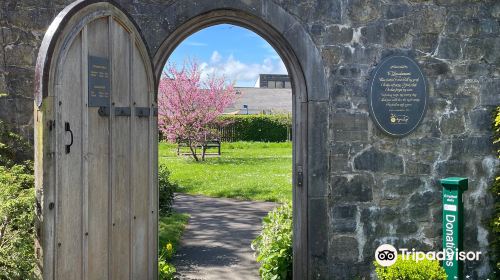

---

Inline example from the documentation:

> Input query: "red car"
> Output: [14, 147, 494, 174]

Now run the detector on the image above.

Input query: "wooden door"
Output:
[34, 1, 157, 279]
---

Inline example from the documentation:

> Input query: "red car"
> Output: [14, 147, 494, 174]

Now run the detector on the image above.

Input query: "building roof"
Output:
[224, 87, 292, 114]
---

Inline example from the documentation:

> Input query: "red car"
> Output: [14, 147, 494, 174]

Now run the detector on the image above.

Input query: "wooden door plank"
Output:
[86, 17, 110, 280]
[110, 17, 131, 280]
[81, 24, 89, 280]
[56, 32, 83, 280]
[130, 39, 150, 279]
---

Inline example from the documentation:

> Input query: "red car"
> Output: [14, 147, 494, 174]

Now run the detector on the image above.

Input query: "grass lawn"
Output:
[159, 141, 292, 202]
[159, 212, 190, 252]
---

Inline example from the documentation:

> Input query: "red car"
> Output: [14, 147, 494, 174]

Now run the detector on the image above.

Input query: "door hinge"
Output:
[297, 165, 303, 187]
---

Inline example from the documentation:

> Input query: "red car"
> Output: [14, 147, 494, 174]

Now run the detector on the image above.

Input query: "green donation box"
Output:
[441, 177, 468, 280]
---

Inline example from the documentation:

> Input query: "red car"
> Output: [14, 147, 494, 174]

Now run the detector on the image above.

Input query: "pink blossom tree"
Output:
[158, 62, 236, 161]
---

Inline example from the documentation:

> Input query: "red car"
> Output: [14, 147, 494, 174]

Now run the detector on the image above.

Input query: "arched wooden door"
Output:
[34, 1, 158, 279]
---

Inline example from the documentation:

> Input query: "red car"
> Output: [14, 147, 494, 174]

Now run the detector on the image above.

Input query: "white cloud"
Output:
[185, 41, 208, 47]
[200, 51, 288, 86]
[210, 51, 222, 63]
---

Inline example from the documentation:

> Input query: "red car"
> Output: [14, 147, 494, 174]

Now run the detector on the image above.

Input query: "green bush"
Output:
[218, 114, 292, 142]
[491, 106, 500, 274]
[0, 121, 35, 279]
[0, 163, 35, 279]
[252, 202, 292, 280]
[374, 255, 447, 280]
[0, 121, 32, 167]
[159, 164, 177, 216]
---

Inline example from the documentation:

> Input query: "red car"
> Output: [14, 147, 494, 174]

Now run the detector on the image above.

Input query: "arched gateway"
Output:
[34, 1, 328, 279]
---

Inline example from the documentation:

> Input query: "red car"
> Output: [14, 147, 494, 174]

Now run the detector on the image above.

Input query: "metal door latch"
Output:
[65, 122, 73, 154]
[297, 165, 303, 187]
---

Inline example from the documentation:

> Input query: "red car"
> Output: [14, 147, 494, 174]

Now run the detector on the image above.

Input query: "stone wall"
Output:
[1, 0, 499, 279]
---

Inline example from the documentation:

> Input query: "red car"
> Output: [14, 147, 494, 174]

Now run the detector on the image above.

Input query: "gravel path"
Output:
[172, 193, 277, 280]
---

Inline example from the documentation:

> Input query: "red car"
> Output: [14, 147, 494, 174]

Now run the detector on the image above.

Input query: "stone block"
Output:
[331, 205, 357, 233]
[435, 160, 469, 177]
[440, 112, 465, 135]
[360, 21, 383, 45]
[406, 161, 431, 175]
[330, 236, 359, 262]
[412, 6, 446, 34]
[396, 220, 419, 235]
[325, 25, 353, 45]
[450, 136, 494, 159]
[321, 46, 342, 66]
[330, 174, 373, 202]
[383, 4, 409, 19]
[408, 190, 439, 221]
[412, 33, 439, 54]
[480, 79, 500, 106]
[384, 19, 412, 48]
[353, 148, 404, 174]
[418, 56, 450, 77]
[468, 108, 493, 132]
[347, 0, 381, 23]
[436, 37, 462, 60]
[382, 177, 423, 197]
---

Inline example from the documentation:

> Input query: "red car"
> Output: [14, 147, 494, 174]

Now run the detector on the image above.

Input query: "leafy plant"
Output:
[374, 255, 447, 280]
[252, 202, 292, 280]
[159, 163, 178, 216]
[158, 242, 176, 280]
[490, 106, 500, 275]
[217, 114, 292, 142]
[0, 164, 35, 279]
[0, 120, 32, 167]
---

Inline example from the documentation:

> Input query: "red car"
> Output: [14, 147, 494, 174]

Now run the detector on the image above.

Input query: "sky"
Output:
[165, 24, 288, 87]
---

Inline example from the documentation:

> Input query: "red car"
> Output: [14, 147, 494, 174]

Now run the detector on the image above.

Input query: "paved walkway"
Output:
[172, 193, 276, 280]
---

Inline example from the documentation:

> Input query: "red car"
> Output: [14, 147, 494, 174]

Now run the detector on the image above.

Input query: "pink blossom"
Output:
[158, 62, 236, 161]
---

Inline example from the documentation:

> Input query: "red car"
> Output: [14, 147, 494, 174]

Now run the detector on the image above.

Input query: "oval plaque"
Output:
[369, 55, 427, 137]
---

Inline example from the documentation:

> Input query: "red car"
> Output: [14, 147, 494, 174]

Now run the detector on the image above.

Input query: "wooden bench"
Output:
[177, 140, 221, 156]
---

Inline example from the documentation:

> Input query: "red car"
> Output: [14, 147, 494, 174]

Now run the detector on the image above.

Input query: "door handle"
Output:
[65, 122, 73, 154]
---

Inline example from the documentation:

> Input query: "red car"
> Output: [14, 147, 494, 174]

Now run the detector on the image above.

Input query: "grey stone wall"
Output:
[1, 0, 499, 279]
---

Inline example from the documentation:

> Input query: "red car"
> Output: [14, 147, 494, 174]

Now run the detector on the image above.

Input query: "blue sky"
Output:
[165, 24, 288, 87]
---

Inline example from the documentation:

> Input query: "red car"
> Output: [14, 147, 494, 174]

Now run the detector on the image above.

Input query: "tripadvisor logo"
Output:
[374, 244, 482, 267]
[375, 244, 397, 267]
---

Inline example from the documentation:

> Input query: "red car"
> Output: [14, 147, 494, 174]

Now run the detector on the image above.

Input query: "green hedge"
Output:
[218, 114, 292, 142]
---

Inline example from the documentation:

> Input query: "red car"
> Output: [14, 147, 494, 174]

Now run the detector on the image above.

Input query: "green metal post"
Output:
[441, 177, 468, 280]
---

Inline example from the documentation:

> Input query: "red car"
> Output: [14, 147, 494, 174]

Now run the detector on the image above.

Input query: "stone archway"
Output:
[151, 3, 329, 278]
[35, 1, 329, 279]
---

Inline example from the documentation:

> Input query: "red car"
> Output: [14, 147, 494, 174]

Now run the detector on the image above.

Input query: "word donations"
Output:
[369, 55, 427, 137]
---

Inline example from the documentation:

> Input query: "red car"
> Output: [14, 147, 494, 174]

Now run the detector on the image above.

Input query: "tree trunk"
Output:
[188, 141, 199, 161]
[202, 144, 206, 161]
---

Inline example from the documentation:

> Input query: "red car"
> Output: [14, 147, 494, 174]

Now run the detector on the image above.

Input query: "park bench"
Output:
[177, 139, 221, 157]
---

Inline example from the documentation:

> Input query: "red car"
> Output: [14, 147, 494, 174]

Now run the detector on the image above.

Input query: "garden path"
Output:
[172, 193, 276, 280]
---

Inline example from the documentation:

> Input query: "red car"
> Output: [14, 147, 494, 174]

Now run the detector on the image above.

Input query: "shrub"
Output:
[252, 202, 292, 280]
[0, 120, 32, 167]
[374, 255, 447, 280]
[158, 242, 176, 280]
[491, 106, 500, 274]
[218, 114, 292, 142]
[159, 164, 177, 216]
[0, 164, 35, 279]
